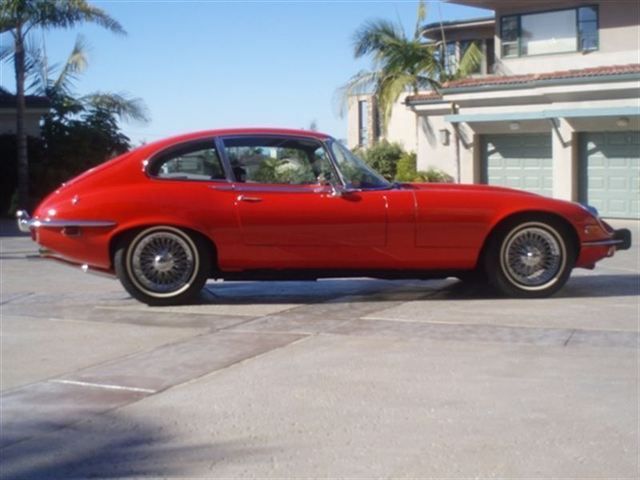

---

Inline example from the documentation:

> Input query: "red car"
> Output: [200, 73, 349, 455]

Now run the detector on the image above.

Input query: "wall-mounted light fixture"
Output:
[509, 121, 521, 131]
[439, 129, 450, 146]
[616, 117, 630, 128]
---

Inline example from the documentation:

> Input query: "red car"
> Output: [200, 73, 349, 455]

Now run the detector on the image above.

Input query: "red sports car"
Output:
[17, 128, 631, 305]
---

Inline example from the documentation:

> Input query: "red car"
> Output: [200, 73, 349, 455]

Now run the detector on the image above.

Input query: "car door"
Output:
[219, 135, 387, 248]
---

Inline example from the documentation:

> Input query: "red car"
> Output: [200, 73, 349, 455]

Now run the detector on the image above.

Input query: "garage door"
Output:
[580, 132, 639, 219]
[481, 134, 553, 196]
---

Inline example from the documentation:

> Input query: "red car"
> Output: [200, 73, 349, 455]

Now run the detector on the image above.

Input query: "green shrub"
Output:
[356, 140, 404, 180]
[395, 152, 418, 182]
[353, 141, 454, 184]
[415, 167, 455, 183]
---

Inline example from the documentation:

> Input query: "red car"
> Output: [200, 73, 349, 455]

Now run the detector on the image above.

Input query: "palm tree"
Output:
[0, 0, 125, 209]
[339, 1, 484, 139]
[30, 35, 148, 126]
[339, 1, 440, 135]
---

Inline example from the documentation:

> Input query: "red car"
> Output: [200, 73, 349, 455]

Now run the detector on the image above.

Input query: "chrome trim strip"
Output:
[31, 219, 116, 229]
[582, 239, 623, 247]
[16, 211, 116, 231]
[212, 184, 328, 194]
[211, 185, 236, 191]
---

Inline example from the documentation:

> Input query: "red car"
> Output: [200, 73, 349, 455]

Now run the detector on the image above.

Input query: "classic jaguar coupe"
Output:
[17, 128, 631, 305]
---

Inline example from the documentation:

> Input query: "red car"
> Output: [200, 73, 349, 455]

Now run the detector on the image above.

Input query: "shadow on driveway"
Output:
[193, 273, 639, 306]
[1, 412, 271, 479]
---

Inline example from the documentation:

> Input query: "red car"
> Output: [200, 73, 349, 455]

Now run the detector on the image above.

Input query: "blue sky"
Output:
[0, 1, 491, 144]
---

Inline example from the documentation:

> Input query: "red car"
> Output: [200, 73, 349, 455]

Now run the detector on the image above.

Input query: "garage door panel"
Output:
[483, 134, 553, 197]
[607, 176, 628, 190]
[581, 132, 640, 219]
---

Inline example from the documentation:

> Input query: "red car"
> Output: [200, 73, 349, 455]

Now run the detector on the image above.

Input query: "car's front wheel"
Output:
[114, 226, 210, 306]
[484, 219, 575, 298]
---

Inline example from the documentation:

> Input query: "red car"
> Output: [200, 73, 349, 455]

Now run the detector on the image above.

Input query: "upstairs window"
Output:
[578, 6, 599, 52]
[501, 6, 599, 57]
[358, 100, 369, 147]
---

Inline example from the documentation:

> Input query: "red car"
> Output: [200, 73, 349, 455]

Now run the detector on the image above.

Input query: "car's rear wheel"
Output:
[484, 219, 575, 298]
[114, 226, 210, 306]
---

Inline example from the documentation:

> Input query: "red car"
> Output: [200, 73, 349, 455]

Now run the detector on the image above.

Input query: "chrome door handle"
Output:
[237, 195, 262, 203]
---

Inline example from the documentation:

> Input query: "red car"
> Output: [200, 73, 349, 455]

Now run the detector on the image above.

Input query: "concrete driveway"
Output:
[1, 220, 638, 478]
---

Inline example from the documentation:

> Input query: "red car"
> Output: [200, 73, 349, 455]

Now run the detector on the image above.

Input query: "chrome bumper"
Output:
[16, 210, 33, 233]
[582, 228, 632, 250]
[16, 210, 116, 233]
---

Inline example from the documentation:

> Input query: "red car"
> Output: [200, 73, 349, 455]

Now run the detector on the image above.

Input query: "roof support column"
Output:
[551, 118, 577, 201]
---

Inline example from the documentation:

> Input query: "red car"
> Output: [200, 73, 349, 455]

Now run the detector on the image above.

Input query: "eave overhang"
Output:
[444, 106, 640, 123]
[407, 71, 640, 107]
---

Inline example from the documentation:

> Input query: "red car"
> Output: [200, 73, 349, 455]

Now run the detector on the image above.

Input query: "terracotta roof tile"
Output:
[407, 64, 640, 102]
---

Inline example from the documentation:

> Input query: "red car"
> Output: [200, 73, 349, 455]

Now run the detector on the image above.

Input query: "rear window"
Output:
[148, 140, 225, 181]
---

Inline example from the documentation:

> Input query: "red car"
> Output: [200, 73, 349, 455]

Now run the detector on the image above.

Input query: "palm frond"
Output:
[415, 74, 441, 93]
[377, 72, 414, 132]
[454, 41, 484, 80]
[353, 19, 403, 59]
[334, 70, 379, 118]
[0, 1, 19, 33]
[414, 0, 426, 40]
[23, 34, 50, 94]
[82, 92, 149, 123]
[0, 41, 13, 63]
[31, 0, 126, 35]
[54, 34, 88, 93]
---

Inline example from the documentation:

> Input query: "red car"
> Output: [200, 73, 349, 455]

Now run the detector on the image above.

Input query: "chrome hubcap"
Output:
[153, 252, 175, 273]
[130, 231, 195, 295]
[502, 226, 564, 289]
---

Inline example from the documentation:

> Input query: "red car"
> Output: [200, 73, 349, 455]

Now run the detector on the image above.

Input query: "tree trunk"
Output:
[14, 24, 29, 210]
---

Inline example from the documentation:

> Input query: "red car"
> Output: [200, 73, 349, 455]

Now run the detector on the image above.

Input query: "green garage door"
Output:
[580, 132, 639, 219]
[482, 134, 553, 196]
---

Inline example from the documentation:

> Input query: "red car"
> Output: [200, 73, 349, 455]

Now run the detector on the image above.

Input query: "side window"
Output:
[149, 141, 225, 181]
[223, 137, 334, 185]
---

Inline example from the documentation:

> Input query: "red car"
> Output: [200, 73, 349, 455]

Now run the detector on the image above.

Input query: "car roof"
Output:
[143, 127, 332, 150]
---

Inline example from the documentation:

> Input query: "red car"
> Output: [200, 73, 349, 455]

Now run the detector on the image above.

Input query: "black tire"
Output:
[484, 218, 576, 298]
[114, 226, 211, 306]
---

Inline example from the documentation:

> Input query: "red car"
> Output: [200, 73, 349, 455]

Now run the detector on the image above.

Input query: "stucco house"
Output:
[0, 91, 50, 137]
[348, 0, 640, 219]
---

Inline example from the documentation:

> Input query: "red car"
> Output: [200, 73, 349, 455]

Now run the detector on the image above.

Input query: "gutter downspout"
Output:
[451, 102, 461, 183]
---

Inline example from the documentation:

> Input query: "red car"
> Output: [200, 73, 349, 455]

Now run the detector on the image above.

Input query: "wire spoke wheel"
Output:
[127, 228, 199, 298]
[500, 223, 566, 291]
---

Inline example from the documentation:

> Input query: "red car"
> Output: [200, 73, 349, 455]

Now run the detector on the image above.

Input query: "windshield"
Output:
[328, 140, 391, 190]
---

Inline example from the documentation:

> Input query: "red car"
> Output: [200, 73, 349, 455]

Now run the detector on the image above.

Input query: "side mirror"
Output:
[316, 173, 357, 197]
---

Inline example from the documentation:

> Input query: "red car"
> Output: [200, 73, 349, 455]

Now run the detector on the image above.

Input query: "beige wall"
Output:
[385, 92, 418, 153]
[415, 112, 475, 182]
[347, 93, 418, 152]
[0, 110, 44, 137]
[494, 1, 640, 75]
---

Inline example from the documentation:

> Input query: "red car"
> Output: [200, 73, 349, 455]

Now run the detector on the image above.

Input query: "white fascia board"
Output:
[409, 102, 452, 114]
[439, 80, 638, 106]
[445, 89, 545, 104]
[536, 80, 640, 97]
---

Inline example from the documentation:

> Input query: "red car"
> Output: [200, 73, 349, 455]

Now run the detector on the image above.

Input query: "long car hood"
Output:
[405, 182, 538, 197]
